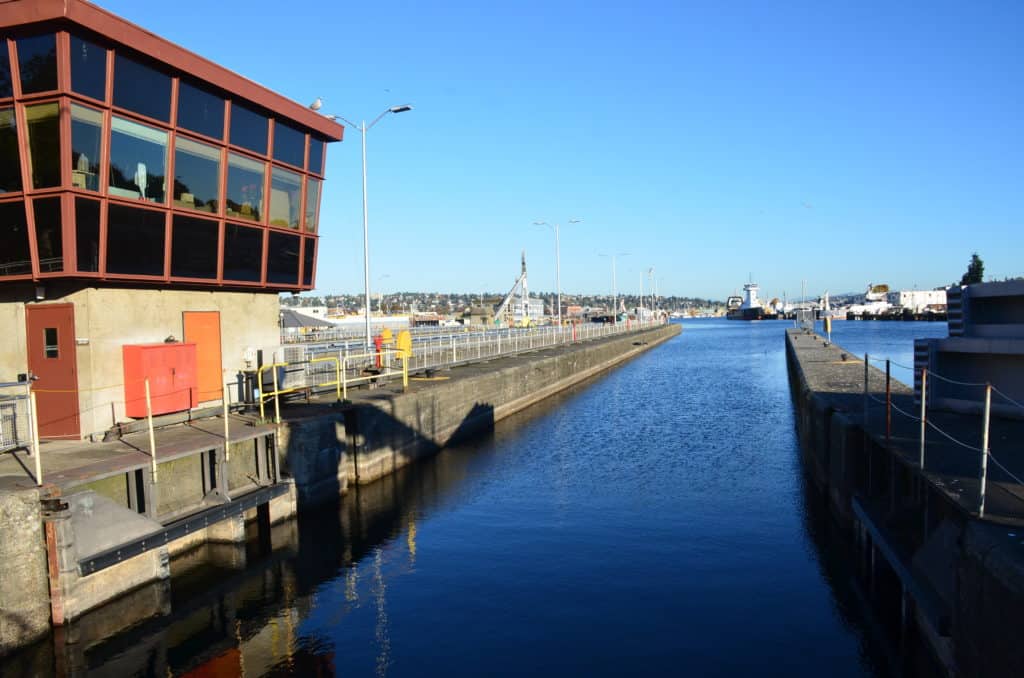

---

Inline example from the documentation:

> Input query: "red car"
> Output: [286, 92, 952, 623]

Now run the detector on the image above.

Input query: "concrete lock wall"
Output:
[0, 486, 51, 655]
[0, 283, 279, 438]
[786, 329, 1024, 677]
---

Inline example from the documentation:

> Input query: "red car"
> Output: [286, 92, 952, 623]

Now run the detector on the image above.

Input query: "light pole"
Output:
[309, 98, 413, 349]
[533, 218, 581, 327]
[598, 252, 629, 323]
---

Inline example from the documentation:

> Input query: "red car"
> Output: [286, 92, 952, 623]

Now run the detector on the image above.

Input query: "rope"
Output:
[988, 454, 1024, 487]
[926, 420, 983, 452]
[890, 401, 921, 422]
[925, 371, 989, 388]
[991, 385, 1024, 413]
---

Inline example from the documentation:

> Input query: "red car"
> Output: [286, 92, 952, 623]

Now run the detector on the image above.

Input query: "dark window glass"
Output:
[71, 104, 102, 192]
[174, 137, 220, 212]
[177, 81, 224, 139]
[267, 231, 299, 285]
[171, 215, 218, 279]
[113, 54, 170, 122]
[226, 153, 264, 221]
[309, 138, 325, 175]
[109, 116, 167, 202]
[223, 223, 262, 282]
[33, 197, 62, 272]
[106, 204, 165, 276]
[16, 34, 57, 94]
[0, 42, 12, 98]
[0, 201, 30, 276]
[25, 103, 60, 188]
[70, 35, 107, 101]
[75, 198, 100, 272]
[273, 122, 304, 167]
[44, 328, 58, 358]
[304, 178, 321, 232]
[269, 167, 301, 229]
[229, 104, 267, 155]
[0, 108, 21, 193]
[303, 237, 315, 286]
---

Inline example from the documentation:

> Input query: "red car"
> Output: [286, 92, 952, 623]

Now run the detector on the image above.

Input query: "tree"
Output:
[961, 253, 984, 285]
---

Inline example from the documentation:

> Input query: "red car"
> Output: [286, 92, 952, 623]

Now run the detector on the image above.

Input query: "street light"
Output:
[309, 97, 413, 349]
[533, 218, 581, 327]
[598, 252, 629, 323]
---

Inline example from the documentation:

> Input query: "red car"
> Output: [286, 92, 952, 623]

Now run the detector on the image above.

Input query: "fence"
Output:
[284, 319, 663, 376]
[0, 380, 41, 485]
[861, 353, 1024, 519]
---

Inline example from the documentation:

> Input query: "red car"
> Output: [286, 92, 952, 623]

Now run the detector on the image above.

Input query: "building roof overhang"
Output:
[0, 0, 344, 141]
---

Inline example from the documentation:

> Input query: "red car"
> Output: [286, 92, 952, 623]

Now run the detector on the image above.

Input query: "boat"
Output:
[726, 282, 778, 320]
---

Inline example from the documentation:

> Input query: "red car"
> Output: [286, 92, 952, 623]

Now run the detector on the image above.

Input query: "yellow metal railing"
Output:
[257, 350, 409, 422]
[258, 362, 297, 424]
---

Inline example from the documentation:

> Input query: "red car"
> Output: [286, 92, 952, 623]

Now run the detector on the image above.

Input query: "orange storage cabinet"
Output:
[123, 343, 199, 418]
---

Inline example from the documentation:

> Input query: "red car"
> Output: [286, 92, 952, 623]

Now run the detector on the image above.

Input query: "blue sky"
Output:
[102, 0, 1023, 300]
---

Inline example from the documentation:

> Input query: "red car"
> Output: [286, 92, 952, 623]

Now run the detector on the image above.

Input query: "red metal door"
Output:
[26, 303, 80, 439]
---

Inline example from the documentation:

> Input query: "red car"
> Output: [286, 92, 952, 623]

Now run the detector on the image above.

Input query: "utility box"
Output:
[123, 343, 198, 418]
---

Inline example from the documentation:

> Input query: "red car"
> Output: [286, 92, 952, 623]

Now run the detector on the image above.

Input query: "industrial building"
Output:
[0, 0, 344, 439]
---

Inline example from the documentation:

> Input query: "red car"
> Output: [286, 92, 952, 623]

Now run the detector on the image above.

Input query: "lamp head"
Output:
[389, 104, 413, 114]
[533, 220, 547, 226]
[569, 218, 582, 224]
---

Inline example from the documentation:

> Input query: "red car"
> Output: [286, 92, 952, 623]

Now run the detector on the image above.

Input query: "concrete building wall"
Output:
[0, 283, 280, 438]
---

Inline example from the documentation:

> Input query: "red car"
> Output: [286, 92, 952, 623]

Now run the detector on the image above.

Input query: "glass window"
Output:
[25, 103, 60, 189]
[71, 104, 102, 192]
[44, 328, 58, 359]
[174, 137, 221, 213]
[177, 81, 224, 140]
[267, 231, 299, 285]
[16, 34, 58, 94]
[33, 197, 62, 272]
[223, 223, 262, 282]
[171, 214, 218, 279]
[229, 104, 267, 155]
[70, 35, 107, 101]
[112, 54, 170, 122]
[273, 122, 304, 167]
[303, 237, 315, 286]
[226, 153, 264, 221]
[304, 178, 321, 232]
[0, 42, 12, 98]
[269, 167, 301, 229]
[0, 201, 31, 276]
[75, 198, 100, 272]
[106, 204, 165, 276]
[308, 138, 325, 175]
[0, 108, 20, 193]
[109, 116, 167, 202]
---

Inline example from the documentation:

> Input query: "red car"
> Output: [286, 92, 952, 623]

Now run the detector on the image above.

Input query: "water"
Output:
[10, 320, 949, 677]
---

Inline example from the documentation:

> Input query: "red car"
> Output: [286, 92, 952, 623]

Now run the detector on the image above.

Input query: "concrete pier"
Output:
[786, 328, 1024, 677]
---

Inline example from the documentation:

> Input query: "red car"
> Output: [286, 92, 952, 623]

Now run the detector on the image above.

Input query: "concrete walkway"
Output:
[0, 415, 274, 492]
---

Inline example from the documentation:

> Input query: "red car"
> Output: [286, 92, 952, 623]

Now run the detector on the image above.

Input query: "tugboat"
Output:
[726, 282, 778, 320]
